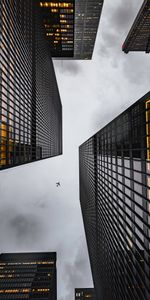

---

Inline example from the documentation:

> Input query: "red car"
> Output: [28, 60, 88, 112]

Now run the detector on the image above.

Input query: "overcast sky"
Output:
[0, 0, 150, 299]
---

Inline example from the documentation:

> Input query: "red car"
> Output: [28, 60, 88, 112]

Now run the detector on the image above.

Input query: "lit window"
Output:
[40, 2, 73, 8]
[51, 9, 58, 12]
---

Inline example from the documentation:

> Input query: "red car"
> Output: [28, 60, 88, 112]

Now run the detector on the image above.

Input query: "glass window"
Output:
[134, 171, 142, 183]
[125, 168, 130, 177]
[134, 183, 142, 195]
[124, 159, 130, 168]
[133, 160, 142, 171]
[134, 193, 143, 206]
[125, 178, 131, 187]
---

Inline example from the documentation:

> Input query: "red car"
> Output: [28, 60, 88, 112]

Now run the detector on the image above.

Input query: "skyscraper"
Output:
[74, 0, 103, 60]
[75, 288, 96, 300]
[0, 252, 57, 299]
[39, 0, 104, 59]
[122, 0, 150, 53]
[79, 92, 150, 300]
[0, 0, 62, 170]
[0, 0, 103, 170]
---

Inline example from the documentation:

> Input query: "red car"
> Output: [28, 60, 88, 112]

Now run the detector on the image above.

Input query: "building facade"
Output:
[74, 0, 103, 59]
[79, 92, 150, 300]
[122, 0, 150, 53]
[0, 0, 62, 170]
[0, 252, 57, 299]
[39, 0, 75, 58]
[39, 0, 104, 59]
[75, 288, 96, 300]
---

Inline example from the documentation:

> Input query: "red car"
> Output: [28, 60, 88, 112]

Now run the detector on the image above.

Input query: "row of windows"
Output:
[0, 0, 62, 169]
[0, 288, 50, 293]
[40, 1, 74, 57]
[0, 261, 54, 266]
[123, 1, 150, 53]
[79, 97, 150, 300]
[74, 0, 103, 59]
[0, 0, 33, 169]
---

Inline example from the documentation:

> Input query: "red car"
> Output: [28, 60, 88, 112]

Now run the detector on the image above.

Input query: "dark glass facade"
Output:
[0, 0, 62, 170]
[79, 92, 150, 300]
[39, 0, 104, 59]
[74, 0, 104, 60]
[35, 4, 62, 160]
[39, 1, 75, 58]
[75, 288, 96, 300]
[122, 0, 150, 53]
[0, 252, 57, 299]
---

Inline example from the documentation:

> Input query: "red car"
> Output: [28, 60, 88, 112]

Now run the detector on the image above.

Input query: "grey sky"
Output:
[0, 0, 150, 299]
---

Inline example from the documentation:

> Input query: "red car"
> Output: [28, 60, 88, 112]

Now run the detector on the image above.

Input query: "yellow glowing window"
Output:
[46, 33, 54, 36]
[51, 9, 58, 12]
[145, 99, 150, 160]
[40, 2, 73, 8]
[60, 20, 67, 23]
[0, 288, 31, 294]
[22, 289, 30, 293]
[4, 290, 19, 293]
[32, 288, 50, 292]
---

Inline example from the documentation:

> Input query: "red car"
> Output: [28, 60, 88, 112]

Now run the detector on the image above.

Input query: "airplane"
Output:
[56, 182, 61, 187]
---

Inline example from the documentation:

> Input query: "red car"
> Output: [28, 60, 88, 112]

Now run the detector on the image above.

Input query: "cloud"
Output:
[0, 205, 44, 250]
[10, 214, 41, 243]
[98, 0, 142, 54]
[122, 53, 150, 85]
[98, 0, 136, 56]
[62, 237, 93, 300]
[54, 60, 82, 76]
[109, 0, 138, 32]
[96, 0, 150, 86]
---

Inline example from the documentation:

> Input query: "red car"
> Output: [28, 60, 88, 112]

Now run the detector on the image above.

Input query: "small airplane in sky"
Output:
[56, 182, 61, 187]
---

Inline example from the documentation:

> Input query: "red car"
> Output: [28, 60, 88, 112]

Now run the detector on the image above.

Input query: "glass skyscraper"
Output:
[39, 0, 104, 59]
[74, 0, 103, 60]
[0, 0, 103, 170]
[0, 252, 57, 299]
[79, 92, 150, 300]
[122, 0, 150, 53]
[0, 0, 62, 170]
[39, 0, 75, 58]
